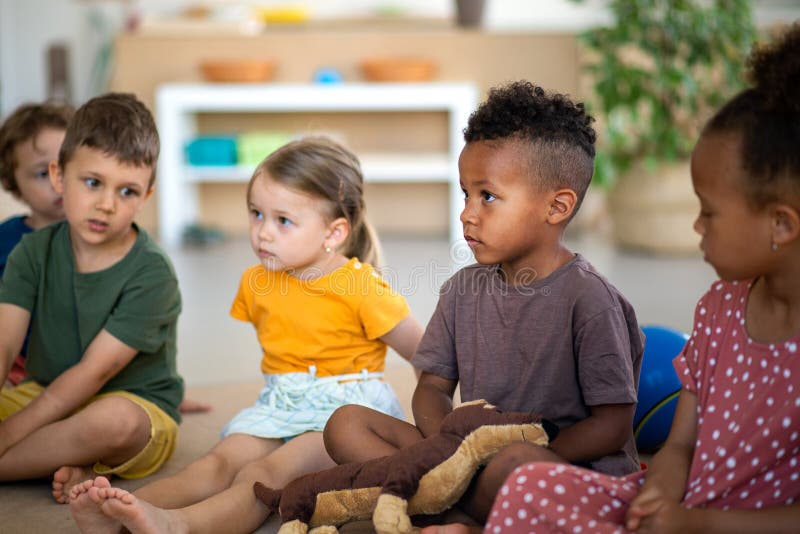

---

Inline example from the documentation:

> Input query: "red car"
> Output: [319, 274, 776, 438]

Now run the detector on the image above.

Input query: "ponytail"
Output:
[345, 218, 383, 269]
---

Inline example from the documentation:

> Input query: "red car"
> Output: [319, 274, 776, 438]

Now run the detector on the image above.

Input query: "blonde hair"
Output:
[247, 137, 382, 266]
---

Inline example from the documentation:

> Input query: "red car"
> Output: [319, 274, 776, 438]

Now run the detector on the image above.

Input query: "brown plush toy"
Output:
[254, 400, 558, 534]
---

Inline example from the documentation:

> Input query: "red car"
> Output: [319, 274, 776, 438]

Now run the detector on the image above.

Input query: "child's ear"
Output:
[325, 217, 350, 250]
[771, 204, 800, 247]
[546, 189, 578, 224]
[133, 186, 155, 214]
[48, 161, 64, 194]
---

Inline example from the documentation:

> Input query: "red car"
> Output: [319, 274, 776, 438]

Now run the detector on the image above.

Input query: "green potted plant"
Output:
[578, 0, 756, 253]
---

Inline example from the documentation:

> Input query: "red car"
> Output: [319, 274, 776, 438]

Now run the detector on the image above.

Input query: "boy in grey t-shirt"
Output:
[324, 80, 645, 525]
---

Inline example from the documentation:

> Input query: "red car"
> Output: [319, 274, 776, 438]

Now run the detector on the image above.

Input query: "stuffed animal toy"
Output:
[254, 400, 558, 534]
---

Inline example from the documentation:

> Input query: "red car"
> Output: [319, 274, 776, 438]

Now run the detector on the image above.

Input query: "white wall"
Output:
[0, 0, 611, 117]
[0, 0, 796, 118]
[1, 0, 80, 113]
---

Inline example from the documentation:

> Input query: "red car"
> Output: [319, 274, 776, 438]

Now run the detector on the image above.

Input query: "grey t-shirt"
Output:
[412, 254, 644, 475]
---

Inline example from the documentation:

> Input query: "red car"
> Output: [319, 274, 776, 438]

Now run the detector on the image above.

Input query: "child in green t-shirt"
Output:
[0, 101, 211, 404]
[0, 93, 184, 503]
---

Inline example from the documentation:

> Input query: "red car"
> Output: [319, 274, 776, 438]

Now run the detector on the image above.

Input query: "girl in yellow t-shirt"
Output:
[69, 137, 425, 534]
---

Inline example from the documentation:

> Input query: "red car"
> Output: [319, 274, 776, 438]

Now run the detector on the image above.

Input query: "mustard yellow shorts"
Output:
[0, 381, 178, 479]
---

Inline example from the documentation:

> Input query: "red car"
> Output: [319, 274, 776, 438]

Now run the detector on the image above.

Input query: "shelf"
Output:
[156, 82, 478, 250]
[159, 82, 476, 112]
[185, 153, 451, 184]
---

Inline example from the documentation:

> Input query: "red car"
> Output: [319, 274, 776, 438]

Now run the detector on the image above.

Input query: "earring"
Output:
[771, 242, 778, 252]
[325, 246, 332, 253]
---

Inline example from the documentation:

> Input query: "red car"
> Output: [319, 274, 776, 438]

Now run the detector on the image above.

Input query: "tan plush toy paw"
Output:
[254, 400, 558, 534]
[372, 494, 414, 534]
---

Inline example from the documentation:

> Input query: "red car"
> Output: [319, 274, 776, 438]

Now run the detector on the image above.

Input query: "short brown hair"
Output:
[0, 102, 74, 195]
[59, 92, 160, 187]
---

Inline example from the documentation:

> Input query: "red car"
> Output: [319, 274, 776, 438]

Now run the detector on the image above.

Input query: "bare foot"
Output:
[420, 524, 483, 534]
[69, 477, 121, 534]
[53, 466, 98, 503]
[68, 476, 106, 502]
[178, 397, 212, 414]
[97, 486, 188, 534]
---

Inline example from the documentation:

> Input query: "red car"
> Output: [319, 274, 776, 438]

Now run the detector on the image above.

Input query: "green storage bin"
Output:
[236, 132, 294, 166]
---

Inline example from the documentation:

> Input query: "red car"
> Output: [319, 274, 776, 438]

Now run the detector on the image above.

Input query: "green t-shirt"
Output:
[0, 221, 184, 423]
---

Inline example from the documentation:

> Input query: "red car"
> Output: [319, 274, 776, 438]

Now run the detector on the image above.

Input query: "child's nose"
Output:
[96, 192, 115, 213]
[692, 215, 704, 235]
[460, 200, 478, 226]
[258, 220, 273, 241]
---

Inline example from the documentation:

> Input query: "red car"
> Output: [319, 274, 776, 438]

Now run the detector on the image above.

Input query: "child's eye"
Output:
[250, 209, 263, 220]
[461, 188, 468, 199]
[277, 216, 292, 227]
[120, 187, 140, 198]
[35, 169, 49, 179]
[481, 191, 496, 202]
[83, 177, 100, 188]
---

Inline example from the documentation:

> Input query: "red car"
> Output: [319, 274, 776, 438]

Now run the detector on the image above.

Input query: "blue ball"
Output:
[634, 326, 687, 452]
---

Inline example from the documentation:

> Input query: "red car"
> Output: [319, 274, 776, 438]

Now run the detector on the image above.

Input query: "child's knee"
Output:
[323, 404, 364, 455]
[326, 404, 365, 433]
[83, 397, 151, 449]
[233, 458, 280, 489]
[201, 449, 242, 483]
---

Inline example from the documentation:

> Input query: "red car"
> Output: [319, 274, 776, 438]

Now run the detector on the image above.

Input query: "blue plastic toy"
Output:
[634, 325, 688, 452]
[313, 68, 343, 84]
[185, 136, 237, 166]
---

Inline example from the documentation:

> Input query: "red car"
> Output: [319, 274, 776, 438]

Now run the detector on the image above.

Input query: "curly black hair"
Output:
[464, 80, 596, 212]
[704, 23, 800, 206]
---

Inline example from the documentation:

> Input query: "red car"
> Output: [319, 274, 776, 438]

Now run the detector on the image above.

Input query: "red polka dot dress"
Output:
[484, 280, 800, 533]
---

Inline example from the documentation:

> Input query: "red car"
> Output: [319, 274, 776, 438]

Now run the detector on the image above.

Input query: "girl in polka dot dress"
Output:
[471, 24, 800, 534]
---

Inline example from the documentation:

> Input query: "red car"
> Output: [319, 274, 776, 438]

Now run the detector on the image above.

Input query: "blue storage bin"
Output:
[185, 136, 238, 166]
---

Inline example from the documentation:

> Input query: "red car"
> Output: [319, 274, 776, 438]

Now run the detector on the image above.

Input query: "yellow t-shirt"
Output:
[230, 258, 411, 376]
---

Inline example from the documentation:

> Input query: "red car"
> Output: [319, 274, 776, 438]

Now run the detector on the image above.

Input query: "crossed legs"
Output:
[0, 395, 151, 502]
[327, 405, 564, 528]
[457, 442, 565, 523]
[70, 431, 336, 534]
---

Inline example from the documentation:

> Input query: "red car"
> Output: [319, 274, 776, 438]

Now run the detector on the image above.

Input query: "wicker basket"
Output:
[360, 58, 436, 82]
[200, 60, 276, 83]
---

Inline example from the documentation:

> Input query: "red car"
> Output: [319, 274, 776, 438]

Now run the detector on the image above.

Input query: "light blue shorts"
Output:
[220, 366, 404, 440]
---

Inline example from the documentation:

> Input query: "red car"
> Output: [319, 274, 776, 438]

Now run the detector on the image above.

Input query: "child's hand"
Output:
[627, 498, 696, 534]
[626, 486, 693, 533]
[625, 485, 666, 530]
